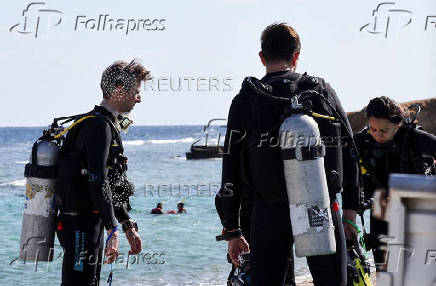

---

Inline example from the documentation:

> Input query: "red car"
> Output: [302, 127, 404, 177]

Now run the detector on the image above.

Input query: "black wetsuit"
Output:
[151, 207, 164, 214]
[216, 71, 360, 286]
[56, 105, 132, 286]
[216, 155, 296, 285]
[354, 126, 436, 267]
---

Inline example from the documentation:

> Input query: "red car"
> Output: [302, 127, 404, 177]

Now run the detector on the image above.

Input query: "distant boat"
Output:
[186, 119, 226, 160]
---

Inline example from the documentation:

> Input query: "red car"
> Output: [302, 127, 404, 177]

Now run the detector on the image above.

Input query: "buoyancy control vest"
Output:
[56, 107, 134, 213]
[240, 72, 360, 256]
[240, 72, 345, 203]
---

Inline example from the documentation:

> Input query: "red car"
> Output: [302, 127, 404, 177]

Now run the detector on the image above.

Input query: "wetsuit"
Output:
[216, 71, 360, 286]
[56, 105, 132, 286]
[216, 153, 296, 285]
[151, 207, 164, 214]
[354, 126, 436, 267]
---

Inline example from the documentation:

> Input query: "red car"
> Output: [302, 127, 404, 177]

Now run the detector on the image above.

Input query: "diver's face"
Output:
[122, 81, 141, 112]
[111, 81, 141, 113]
[368, 117, 399, 143]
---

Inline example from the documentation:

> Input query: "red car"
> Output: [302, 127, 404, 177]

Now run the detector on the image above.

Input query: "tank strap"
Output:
[281, 144, 326, 161]
[54, 115, 97, 139]
[91, 111, 123, 153]
[24, 163, 57, 178]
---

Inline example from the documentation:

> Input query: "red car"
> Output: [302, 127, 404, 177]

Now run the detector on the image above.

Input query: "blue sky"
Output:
[1, 0, 435, 126]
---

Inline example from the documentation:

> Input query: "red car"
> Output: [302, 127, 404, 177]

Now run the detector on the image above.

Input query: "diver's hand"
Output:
[126, 228, 142, 255]
[228, 236, 249, 267]
[105, 229, 119, 264]
[342, 209, 358, 239]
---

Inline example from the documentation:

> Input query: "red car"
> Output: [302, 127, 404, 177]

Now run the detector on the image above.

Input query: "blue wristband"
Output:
[106, 226, 118, 245]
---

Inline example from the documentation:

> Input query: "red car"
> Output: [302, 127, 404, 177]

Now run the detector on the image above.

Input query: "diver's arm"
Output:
[216, 95, 247, 230]
[325, 84, 359, 239]
[413, 128, 436, 158]
[326, 84, 360, 211]
[114, 204, 130, 223]
[83, 119, 118, 230]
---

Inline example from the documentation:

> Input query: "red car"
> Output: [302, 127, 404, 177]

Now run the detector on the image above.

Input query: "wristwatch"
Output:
[122, 219, 138, 233]
[216, 228, 243, 241]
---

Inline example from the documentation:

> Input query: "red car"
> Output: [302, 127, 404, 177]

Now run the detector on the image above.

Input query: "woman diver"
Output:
[353, 96, 436, 271]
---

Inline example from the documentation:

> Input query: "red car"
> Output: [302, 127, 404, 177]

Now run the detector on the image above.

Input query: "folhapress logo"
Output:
[74, 15, 166, 35]
[10, 2, 63, 38]
[10, 2, 167, 39]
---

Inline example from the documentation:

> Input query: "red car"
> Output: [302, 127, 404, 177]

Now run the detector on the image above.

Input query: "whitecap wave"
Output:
[147, 137, 196, 144]
[172, 155, 187, 161]
[124, 137, 196, 146]
[14, 161, 28, 164]
[123, 140, 146, 146]
[0, 179, 26, 187]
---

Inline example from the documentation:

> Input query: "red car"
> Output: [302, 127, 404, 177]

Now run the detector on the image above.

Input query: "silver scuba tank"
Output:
[20, 139, 59, 262]
[279, 98, 336, 257]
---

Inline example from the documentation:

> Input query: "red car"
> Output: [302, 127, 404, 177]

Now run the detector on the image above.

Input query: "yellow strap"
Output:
[53, 115, 97, 139]
[311, 112, 336, 121]
[361, 166, 367, 175]
[355, 258, 373, 286]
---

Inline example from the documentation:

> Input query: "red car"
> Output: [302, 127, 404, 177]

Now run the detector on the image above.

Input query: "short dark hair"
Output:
[365, 96, 408, 123]
[261, 23, 301, 63]
[100, 59, 150, 99]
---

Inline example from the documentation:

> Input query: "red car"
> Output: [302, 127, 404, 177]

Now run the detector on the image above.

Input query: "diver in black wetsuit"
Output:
[151, 203, 164, 214]
[353, 96, 436, 271]
[56, 60, 150, 285]
[215, 23, 361, 286]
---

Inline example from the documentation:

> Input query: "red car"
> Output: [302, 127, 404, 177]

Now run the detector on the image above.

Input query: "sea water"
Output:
[0, 126, 371, 285]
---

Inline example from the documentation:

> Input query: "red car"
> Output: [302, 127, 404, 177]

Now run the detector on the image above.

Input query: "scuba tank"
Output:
[20, 125, 63, 261]
[279, 95, 336, 257]
[19, 113, 100, 262]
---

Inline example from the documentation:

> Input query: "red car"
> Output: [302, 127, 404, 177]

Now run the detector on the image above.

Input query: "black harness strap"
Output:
[281, 145, 326, 161]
